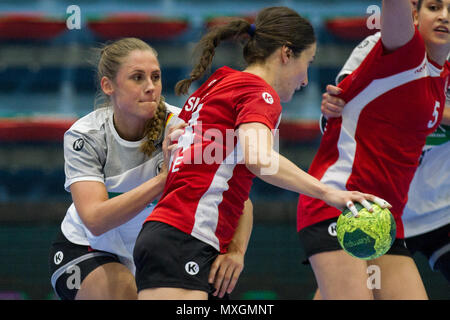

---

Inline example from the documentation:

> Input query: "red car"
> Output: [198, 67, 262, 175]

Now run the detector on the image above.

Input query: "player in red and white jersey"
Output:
[133, 6, 389, 300]
[297, 0, 450, 299]
[147, 66, 282, 254]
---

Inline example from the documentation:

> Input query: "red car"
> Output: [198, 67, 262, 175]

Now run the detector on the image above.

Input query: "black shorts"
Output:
[298, 217, 411, 263]
[133, 221, 220, 294]
[48, 230, 120, 300]
[405, 223, 450, 270]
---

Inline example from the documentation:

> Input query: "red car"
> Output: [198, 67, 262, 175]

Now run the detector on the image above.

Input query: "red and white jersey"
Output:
[146, 66, 282, 252]
[297, 28, 450, 239]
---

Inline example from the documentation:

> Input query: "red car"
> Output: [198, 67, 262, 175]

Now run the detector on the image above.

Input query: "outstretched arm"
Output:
[238, 122, 391, 212]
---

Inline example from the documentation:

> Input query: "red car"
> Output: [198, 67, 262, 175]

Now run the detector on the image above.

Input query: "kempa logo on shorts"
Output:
[185, 261, 199, 275]
[54, 251, 64, 265]
[262, 92, 274, 104]
[328, 222, 337, 237]
[73, 138, 84, 151]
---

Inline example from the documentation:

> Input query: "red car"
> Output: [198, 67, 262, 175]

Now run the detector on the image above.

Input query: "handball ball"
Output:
[336, 201, 396, 260]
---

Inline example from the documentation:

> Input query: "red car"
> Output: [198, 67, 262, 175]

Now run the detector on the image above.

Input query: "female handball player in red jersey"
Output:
[297, 0, 450, 299]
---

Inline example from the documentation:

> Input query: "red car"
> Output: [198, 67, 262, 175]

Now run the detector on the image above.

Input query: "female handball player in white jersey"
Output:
[133, 6, 389, 300]
[297, 0, 450, 299]
[48, 38, 253, 300]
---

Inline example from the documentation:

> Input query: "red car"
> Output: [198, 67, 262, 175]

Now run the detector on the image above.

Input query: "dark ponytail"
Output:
[175, 19, 252, 95]
[175, 6, 316, 96]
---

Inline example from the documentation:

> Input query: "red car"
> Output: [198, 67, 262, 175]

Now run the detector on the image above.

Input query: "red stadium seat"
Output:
[325, 17, 378, 41]
[0, 13, 66, 40]
[0, 117, 320, 143]
[278, 119, 321, 143]
[87, 13, 189, 40]
[0, 117, 76, 142]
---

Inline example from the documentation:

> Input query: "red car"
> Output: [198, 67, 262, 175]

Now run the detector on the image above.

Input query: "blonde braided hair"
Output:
[140, 96, 167, 157]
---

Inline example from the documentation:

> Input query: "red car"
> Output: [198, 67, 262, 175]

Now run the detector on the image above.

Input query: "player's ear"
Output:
[281, 45, 292, 64]
[412, 8, 419, 26]
[101, 76, 114, 96]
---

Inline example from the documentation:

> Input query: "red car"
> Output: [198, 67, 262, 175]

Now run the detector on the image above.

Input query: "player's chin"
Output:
[430, 32, 450, 45]
[140, 102, 158, 115]
[280, 92, 295, 103]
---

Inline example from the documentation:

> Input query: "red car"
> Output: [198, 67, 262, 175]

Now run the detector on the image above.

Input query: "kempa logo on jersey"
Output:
[185, 261, 199, 275]
[155, 158, 164, 175]
[357, 39, 371, 49]
[73, 138, 84, 151]
[262, 92, 274, 104]
[415, 62, 427, 74]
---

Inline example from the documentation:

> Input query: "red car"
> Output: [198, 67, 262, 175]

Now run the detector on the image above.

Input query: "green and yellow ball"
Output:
[336, 201, 396, 260]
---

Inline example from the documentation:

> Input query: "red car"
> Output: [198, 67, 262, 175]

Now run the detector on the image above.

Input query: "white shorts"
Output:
[403, 142, 450, 238]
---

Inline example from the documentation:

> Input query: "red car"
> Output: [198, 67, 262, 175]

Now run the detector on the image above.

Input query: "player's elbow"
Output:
[87, 224, 106, 237]
[244, 149, 279, 177]
[79, 213, 107, 237]
[85, 220, 106, 237]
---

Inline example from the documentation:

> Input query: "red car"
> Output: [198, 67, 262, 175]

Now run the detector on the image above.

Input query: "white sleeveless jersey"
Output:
[402, 141, 450, 237]
[60, 103, 182, 274]
[334, 32, 450, 237]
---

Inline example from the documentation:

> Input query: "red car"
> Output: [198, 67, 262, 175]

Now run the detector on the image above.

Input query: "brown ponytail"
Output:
[175, 6, 315, 95]
[175, 19, 251, 95]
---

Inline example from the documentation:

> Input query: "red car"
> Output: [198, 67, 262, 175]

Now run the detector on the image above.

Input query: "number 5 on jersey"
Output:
[428, 101, 440, 129]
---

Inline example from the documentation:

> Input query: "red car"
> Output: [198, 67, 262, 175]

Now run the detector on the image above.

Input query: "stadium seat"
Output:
[0, 13, 66, 40]
[278, 119, 321, 143]
[0, 117, 76, 142]
[325, 16, 378, 40]
[87, 13, 189, 40]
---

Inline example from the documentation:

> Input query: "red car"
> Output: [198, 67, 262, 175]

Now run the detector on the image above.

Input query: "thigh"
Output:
[134, 221, 219, 298]
[49, 231, 130, 300]
[76, 262, 137, 300]
[309, 250, 374, 300]
[369, 254, 428, 300]
[298, 217, 342, 262]
[138, 287, 207, 300]
[299, 218, 373, 299]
